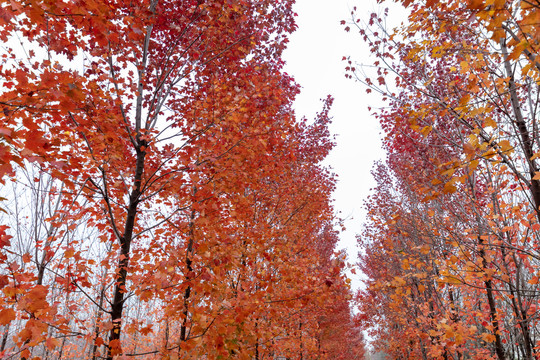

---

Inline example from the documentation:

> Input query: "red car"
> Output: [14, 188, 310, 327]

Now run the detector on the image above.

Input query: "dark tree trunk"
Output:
[106, 145, 146, 360]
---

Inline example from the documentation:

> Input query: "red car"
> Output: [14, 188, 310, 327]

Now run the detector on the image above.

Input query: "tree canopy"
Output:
[352, 0, 540, 359]
[0, 0, 364, 359]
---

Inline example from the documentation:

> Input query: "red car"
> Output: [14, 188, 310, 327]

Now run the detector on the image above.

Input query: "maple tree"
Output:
[350, 0, 540, 359]
[0, 0, 364, 359]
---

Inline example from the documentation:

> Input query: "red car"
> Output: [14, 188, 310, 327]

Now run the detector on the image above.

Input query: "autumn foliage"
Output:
[0, 0, 364, 359]
[352, 0, 540, 359]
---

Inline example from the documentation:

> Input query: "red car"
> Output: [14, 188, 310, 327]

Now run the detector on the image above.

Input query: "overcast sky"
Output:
[283, 0, 406, 289]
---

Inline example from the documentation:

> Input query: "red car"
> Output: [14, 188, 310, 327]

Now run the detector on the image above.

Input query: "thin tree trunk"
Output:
[91, 284, 106, 360]
[510, 252, 535, 360]
[447, 289, 462, 360]
[164, 317, 169, 350]
[179, 204, 196, 351]
[299, 321, 303, 360]
[501, 39, 540, 222]
[0, 323, 9, 353]
[478, 236, 506, 360]
[106, 144, 146, 360]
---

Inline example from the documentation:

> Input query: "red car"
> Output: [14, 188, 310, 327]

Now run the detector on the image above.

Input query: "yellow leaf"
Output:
[484, 117, 497, 128]
[460, 60, 470, 73]
[420, 125, 432, 137]
[402, 259, 410, 270]
[522, 63, 532, 76]
[499, 140, 513, 153]
[443, 275, 462, 284]
[443, 183, 457, 194]
[459, 94, 471, 106]
[483, 148, 497, 159]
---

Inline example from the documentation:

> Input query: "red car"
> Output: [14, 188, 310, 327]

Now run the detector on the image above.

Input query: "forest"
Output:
[2, 0, 539, 359]
[0, 0, 365, 359]
[355, 0, 540, 359]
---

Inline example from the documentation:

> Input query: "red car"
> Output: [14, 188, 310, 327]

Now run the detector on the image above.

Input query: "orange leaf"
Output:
[64, 247, 75, 259]
[481, 333, 496, 343]
[109, 339, 122, 356]
[468, 0, 485, 10]
[45, 337, 59, 350]
[95, 337, 104, 346]
[0, 308, 16, 325]
[22, 253, 31, 263]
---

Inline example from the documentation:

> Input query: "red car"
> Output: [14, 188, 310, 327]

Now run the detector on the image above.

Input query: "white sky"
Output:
[283, 0, 406, 290]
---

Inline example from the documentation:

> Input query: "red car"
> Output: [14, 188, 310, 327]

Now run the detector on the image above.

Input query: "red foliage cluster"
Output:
[0, 1, 365, 359]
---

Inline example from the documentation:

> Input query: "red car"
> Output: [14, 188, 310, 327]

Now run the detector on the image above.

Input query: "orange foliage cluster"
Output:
[351, 0, 540, 359]
[0, 0, 364, 359]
